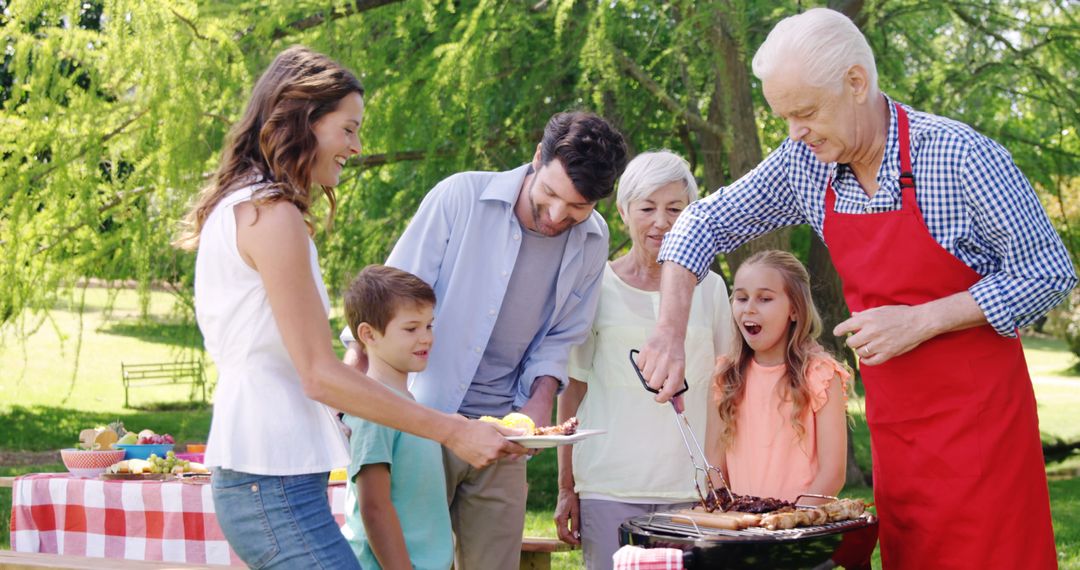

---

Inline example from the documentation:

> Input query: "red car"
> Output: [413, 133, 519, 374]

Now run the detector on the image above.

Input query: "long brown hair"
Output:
[175, 46, 364, 250]
[714, 250, 826, 445]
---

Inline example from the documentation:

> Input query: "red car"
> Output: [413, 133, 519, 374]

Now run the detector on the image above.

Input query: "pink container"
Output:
[176, 452, 204, 464]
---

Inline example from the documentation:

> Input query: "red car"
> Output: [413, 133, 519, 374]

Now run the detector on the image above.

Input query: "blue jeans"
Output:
[211, 468, 361, 570]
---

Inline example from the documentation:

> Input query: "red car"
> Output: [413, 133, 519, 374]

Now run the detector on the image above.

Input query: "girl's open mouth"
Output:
[743, 322, 762, 335]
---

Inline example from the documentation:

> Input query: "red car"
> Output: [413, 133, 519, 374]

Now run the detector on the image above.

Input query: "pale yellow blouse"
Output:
[569, 263, 731, 502]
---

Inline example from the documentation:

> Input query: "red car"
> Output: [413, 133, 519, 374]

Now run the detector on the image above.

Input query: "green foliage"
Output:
[1, 0, 246, 328]
[2, 0, 1077, 333]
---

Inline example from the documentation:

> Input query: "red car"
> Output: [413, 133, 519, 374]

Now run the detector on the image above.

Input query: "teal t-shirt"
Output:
[341, 412, 452, 570]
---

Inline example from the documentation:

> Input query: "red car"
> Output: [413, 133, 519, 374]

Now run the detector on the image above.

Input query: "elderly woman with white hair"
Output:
[552, 150, 731, 569]
[637, 8, 1070, 570]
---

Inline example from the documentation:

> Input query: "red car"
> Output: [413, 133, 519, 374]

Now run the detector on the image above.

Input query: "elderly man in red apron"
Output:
[636, 8, 1071, 569]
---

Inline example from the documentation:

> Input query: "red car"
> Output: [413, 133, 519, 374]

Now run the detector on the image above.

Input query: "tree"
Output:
[2, 2, 1076, 413]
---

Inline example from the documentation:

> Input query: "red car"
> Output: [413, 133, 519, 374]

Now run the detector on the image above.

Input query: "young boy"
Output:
[340, 265, 452, 570]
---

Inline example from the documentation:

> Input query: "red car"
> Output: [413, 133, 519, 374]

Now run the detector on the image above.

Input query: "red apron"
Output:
[822, 103, 1057, 569]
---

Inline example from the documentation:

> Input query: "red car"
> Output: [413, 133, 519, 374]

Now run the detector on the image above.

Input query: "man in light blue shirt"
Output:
[342, 111, 628, 569]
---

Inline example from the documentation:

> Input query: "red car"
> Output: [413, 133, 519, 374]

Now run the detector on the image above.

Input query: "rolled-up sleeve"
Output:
[964, 139, 1077, 336]
[658, 142, 806, 282]
[514, 230, 608, 407]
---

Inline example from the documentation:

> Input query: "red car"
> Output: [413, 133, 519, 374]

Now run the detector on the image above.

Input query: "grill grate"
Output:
[637, 512, 874, 542]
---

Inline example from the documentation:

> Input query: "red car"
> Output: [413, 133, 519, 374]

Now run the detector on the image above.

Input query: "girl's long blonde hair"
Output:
[174, 46, 364, 250]
[714, 250, 825, 445]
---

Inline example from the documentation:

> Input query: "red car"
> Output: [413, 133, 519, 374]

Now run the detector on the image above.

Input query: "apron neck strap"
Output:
[896, 103, 915, 190]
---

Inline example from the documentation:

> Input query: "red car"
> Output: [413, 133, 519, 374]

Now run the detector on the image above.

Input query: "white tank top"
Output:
[194, 185, 348, 475]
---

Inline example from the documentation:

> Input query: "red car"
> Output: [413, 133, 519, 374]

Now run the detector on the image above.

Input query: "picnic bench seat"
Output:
[520, 537, 577, 570]
[0, 551, 215, 569]
[121, 361, 207, 408]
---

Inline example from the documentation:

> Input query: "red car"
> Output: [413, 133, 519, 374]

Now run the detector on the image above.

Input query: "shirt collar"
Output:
[479, 162, 605, 237]
[831, 93, 904, 191]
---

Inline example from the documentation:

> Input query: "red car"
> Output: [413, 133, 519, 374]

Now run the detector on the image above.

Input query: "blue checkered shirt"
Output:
[658, 95, 1077, 337]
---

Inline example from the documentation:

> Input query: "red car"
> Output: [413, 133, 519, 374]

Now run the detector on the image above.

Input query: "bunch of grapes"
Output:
[139, 434, 175, 445]
[146, 451, 191, 474]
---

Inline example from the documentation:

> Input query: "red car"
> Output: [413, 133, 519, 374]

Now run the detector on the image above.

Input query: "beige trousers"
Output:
[442, 447, 528, 570]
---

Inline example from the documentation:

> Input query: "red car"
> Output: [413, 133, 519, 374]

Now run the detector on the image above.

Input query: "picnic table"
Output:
[9, 473, 347, 567]
[7, 474, 576, 568]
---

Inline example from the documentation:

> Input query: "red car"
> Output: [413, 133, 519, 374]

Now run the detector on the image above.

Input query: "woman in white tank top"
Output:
[175, 46, 521, 570]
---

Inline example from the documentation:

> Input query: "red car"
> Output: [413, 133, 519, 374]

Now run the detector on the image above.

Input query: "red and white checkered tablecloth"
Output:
[612, 545, 686, 570]
[10, 473, 348, 566]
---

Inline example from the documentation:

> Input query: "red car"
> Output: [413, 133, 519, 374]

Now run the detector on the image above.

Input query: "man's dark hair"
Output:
[539, 112, 629, 202]
[344, 265, 436, 341]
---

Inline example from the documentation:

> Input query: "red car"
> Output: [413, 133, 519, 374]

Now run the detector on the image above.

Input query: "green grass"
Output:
[1053, 477, 1080, 569]
[3, 287, 1080, 568]
[1024, 335, 1080, 377]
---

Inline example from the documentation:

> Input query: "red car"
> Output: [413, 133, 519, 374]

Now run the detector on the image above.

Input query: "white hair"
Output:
[752, 8, 878, 95]
[615, 150, 698, 212]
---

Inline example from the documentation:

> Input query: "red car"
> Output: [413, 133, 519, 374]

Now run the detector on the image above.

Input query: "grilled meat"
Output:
[534, 416, 579, 436]
[703, 491, 795, 514]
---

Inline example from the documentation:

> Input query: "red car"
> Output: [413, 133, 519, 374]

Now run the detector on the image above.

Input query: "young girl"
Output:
[705, 250, 849, 503]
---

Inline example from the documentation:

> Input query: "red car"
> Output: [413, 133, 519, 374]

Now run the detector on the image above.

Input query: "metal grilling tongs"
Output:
[629, 349, 735, 511]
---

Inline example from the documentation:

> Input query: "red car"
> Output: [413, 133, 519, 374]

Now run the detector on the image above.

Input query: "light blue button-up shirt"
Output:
[342, 164, 609, 414]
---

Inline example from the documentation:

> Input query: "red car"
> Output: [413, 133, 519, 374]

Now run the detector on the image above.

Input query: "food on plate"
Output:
[479, 414, 579, 436]
[500, 412, 537, 433]
[117, 432, 138, 445]
[107, 459, 153, 474]
[534, 416, 579, 436]
[479, 413, 536, 434]
[106, 450, 208, 475]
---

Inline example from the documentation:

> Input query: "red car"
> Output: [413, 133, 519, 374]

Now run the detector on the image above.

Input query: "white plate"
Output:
[506, 429, 607, 449]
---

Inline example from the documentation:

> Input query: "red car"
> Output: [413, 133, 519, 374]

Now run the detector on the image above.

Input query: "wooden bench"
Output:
[0, 551, 215, 569]
[520, 537, 577, 570]
[121, 361, 207, 408]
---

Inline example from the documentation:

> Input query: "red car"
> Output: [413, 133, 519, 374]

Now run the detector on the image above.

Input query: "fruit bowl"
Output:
[60, 448, 126, 478]
[115, 443, 175, 460]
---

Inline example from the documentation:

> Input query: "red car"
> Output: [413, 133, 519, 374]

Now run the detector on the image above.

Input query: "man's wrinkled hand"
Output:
[637, 331, 686, 404]
[834, 304, 932, 366]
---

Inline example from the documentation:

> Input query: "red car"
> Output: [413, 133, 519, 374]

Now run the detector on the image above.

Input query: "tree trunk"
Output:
[808, 234, 855, 370]
[705, 9, 791, 274]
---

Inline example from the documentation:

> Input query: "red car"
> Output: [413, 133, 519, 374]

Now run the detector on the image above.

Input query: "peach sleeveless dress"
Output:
[722, 355, 849, 502]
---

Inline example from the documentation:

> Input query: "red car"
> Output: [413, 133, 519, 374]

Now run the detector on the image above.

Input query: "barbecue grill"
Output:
[618, 511, 878, 569]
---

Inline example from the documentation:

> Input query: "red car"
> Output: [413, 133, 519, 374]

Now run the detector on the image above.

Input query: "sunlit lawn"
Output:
[2, 287, 1079, 568]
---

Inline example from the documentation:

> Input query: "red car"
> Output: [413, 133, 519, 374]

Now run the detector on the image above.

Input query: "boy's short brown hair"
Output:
[344, 265, 436, 341]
